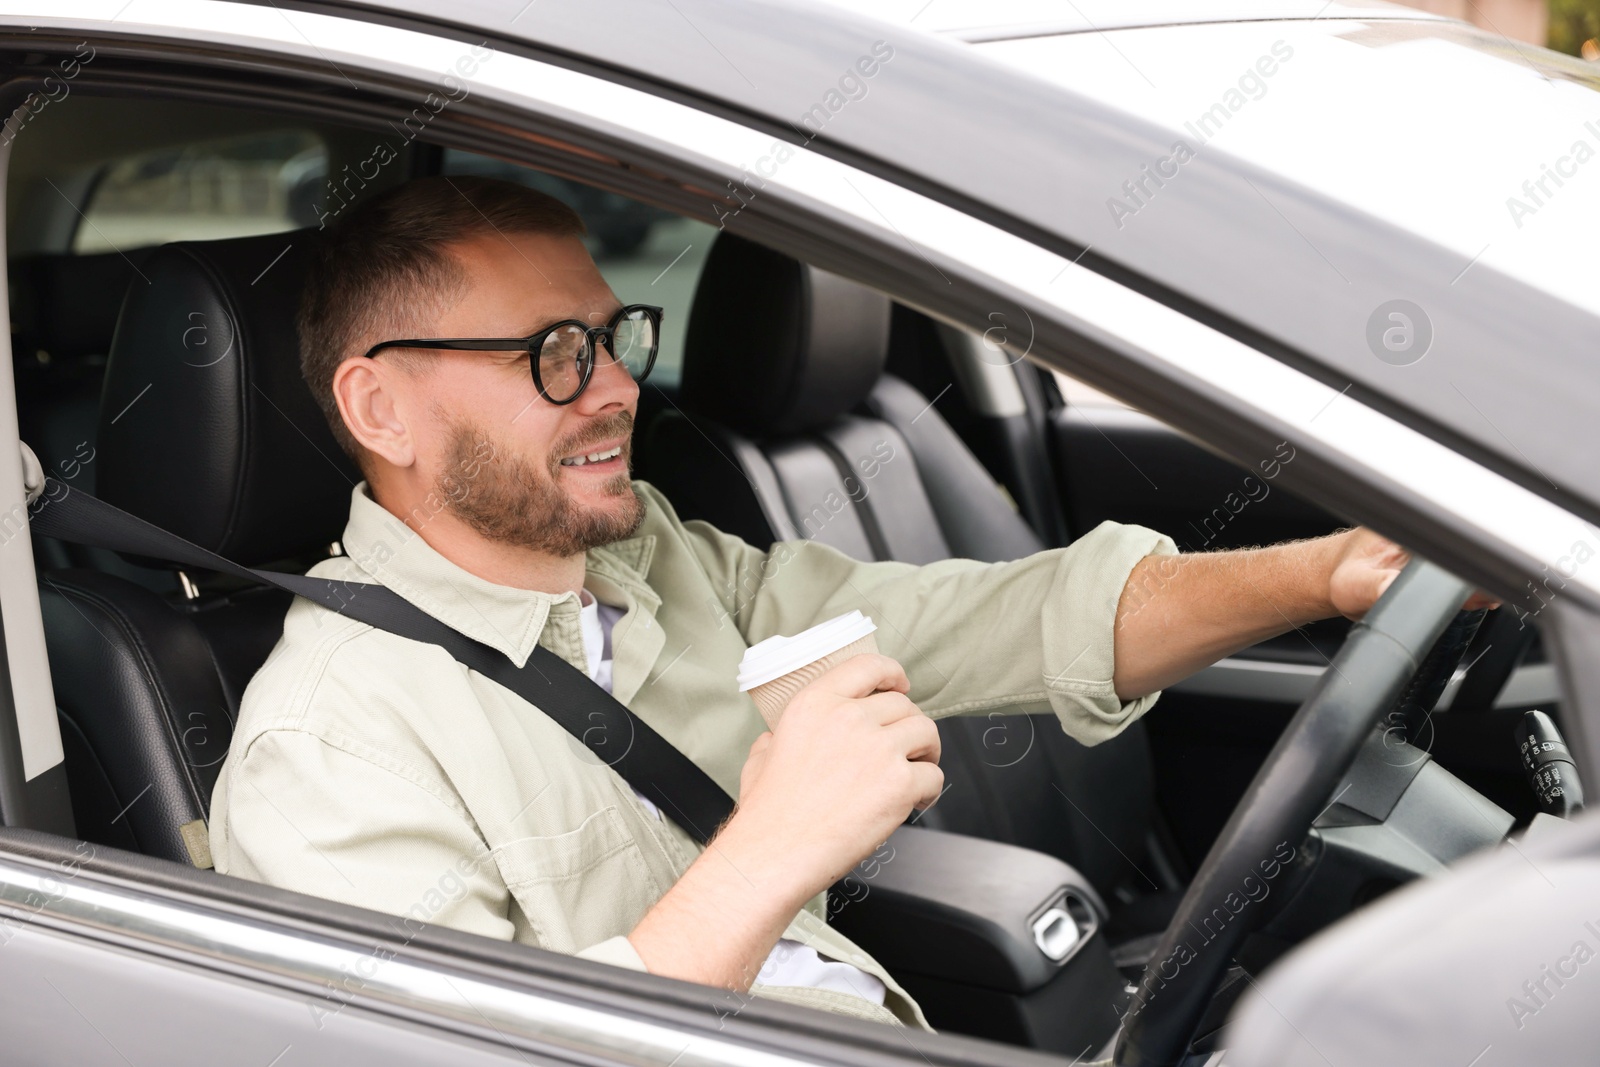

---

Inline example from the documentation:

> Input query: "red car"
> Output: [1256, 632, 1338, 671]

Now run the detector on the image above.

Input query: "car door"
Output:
[5, 825, 1037, 1067]
[0, 3, 1595, 1066]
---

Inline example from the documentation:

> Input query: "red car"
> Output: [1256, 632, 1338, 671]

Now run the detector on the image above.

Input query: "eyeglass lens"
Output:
[535, 309, 656, 402]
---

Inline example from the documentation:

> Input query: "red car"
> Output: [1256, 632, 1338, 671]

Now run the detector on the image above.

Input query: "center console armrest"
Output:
[829, 825, 1109, 994]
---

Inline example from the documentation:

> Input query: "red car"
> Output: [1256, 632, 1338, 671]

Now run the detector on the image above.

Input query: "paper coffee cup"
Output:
[737, 611, 879, 730]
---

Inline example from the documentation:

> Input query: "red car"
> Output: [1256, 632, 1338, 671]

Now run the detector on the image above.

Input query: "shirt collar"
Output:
[336, 482, 657, 667]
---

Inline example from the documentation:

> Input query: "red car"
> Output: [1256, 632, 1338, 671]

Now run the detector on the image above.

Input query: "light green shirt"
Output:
[210, 480, 1174, 1029]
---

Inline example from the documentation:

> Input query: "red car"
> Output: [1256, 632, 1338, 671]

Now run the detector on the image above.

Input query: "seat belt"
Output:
[28, 478, 736, 845]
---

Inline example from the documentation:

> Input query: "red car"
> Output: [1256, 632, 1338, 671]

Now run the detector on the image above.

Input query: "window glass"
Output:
[442, 149, 713, 388]
[73, 131, 326, 253]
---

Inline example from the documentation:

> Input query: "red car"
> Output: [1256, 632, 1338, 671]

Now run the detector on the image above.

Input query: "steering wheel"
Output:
[1113, 560, 1480, 1066]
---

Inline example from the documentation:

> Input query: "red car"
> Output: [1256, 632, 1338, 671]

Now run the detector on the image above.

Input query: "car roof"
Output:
[271, 0, 1599, 522]
[803, 0, 1443, 42]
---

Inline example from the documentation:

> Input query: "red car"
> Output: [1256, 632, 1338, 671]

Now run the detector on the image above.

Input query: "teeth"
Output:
[561, 445, 622, 467]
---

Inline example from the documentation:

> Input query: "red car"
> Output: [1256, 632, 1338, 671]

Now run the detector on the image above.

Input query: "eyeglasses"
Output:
[362, 304, 663, 405]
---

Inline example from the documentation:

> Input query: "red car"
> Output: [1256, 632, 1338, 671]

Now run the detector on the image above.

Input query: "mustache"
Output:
[548, 410, 635, 468]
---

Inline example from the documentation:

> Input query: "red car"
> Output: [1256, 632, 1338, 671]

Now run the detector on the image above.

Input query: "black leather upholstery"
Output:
[647, 233, 1165, 917]
[681, 232, 890, 438]
[98, 230, 358, 563]
[864, 375, 1047, 564]
[39, 570, 285, 862]
[15, 247, 174, 589]
[11, 248, 157, 363]
[37, 231, 346, 865]
[657, 232, 1043, 566]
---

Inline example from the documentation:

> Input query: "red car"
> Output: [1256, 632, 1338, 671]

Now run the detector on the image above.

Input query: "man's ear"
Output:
[333, 356, 418, 470]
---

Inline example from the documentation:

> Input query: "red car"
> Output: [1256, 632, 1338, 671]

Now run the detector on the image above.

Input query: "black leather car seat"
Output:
[37, 229, 359, 865]
[12, 248, 158, 502]
[643, 234, 1174, 929]
[13, 246, 175, 591]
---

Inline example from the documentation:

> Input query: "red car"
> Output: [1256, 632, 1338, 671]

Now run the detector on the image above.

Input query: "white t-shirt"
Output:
[578, 589, 885, 1005]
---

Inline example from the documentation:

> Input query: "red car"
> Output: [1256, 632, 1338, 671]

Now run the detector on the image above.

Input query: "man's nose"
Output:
[575, 342, 639, 412]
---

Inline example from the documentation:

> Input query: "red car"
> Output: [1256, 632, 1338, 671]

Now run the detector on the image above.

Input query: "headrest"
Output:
[10, 248, 157, 362]
[97, 229, 359, 565]
[681, 233, 890, 437]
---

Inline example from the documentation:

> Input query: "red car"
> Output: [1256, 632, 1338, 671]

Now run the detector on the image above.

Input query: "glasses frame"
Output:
[362, 303, 664, 405]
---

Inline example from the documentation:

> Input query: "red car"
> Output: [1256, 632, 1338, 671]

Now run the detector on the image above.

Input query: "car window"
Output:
[442, 149, 714, 388]
[73, 130, 325, 253]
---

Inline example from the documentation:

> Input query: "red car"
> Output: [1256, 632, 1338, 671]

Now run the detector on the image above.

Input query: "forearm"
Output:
[1112, 531, 1350, 699]
[626, 815, 811, 992]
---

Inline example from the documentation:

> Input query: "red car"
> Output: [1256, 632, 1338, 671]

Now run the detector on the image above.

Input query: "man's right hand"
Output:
[627, 652, 941, 992]
[733, 653, 943, 894]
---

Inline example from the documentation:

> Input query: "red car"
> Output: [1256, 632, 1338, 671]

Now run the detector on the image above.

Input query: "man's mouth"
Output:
[558, 442, 625, 467]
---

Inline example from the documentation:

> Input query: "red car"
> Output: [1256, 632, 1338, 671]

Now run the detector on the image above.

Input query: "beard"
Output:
[434, 409, 645, 557]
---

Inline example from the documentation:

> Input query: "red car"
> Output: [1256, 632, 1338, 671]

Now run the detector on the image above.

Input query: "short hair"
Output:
[297, 175, 586, 470]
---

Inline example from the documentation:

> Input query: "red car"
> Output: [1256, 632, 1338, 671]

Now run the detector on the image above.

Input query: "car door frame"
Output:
[0, 825, 1047, 1067]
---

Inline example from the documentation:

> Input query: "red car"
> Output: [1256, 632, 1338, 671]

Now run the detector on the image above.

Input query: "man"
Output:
[209, 175, 1444, 1030]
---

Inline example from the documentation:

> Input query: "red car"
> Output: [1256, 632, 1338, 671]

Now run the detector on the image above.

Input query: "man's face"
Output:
[404, 228, 644, 557]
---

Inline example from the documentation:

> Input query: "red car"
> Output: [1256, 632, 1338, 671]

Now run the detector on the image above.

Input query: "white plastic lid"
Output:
[736, 610, 878, 691]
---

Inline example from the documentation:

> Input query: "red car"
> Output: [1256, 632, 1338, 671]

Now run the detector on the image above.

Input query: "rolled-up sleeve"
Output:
[1037, 520, 1177, 741]
[575, 935, 649, 971]
[678, 489, 1175, 744]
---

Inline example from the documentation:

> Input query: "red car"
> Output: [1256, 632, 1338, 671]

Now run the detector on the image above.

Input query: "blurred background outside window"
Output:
[1398, 0, 1600, 55]
[73, 131, 326, 253]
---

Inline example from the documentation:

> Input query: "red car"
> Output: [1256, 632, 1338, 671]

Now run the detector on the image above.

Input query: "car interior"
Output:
[8, 94, 1562, 1057]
